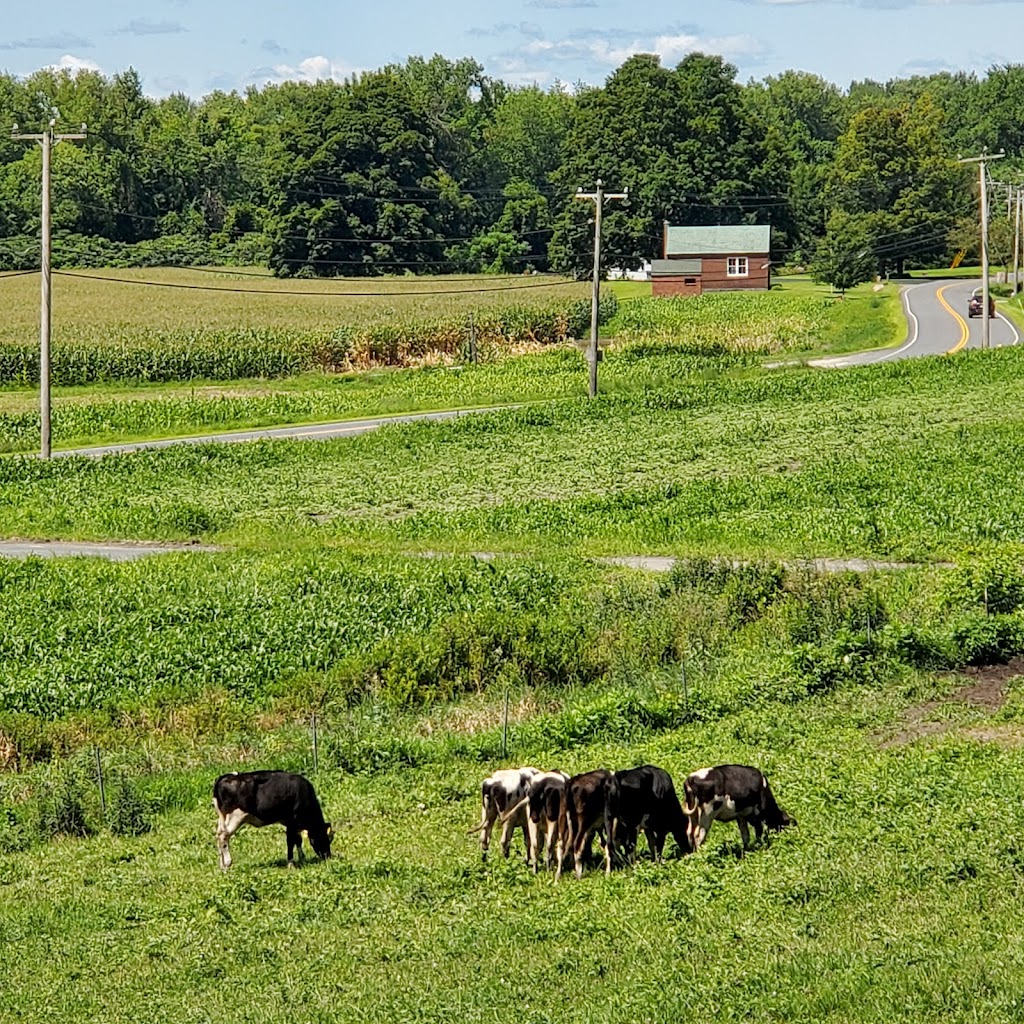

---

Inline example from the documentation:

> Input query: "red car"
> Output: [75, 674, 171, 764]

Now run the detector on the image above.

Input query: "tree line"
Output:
[0, 54, 1021, 281]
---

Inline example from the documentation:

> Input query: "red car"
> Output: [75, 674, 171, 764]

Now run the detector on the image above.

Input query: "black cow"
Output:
[613, 764, 691, 863]
[213, 770, 333, 871]
[555, 769, 619, 881]
[684, 765, 795, 852]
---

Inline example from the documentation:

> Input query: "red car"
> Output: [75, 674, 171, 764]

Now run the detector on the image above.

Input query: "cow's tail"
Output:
[682, 777, 698, 818]
[761, 775, 795, 832]
[498, 795, 529, 825]
[604, 776, 619, 868]
[467, 780, 494, 835]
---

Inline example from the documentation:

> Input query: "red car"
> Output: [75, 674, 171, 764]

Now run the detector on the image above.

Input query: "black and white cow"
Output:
[555, 769, 619, 881]
[684, 764, 795, 852]
[213, 770, 333, 871]
[613, 764, 691, 863]
[500, 770, 571, 873]
[469, 767, 539, 861]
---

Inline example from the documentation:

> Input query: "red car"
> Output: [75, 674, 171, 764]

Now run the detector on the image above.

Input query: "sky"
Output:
[1, 0, 1021, 99]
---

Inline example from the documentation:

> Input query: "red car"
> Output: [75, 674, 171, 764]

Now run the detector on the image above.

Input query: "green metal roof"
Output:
[665, 225, 770, 256]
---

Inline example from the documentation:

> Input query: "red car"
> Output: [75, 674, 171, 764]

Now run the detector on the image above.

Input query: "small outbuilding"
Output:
[652, 224, 771, 297]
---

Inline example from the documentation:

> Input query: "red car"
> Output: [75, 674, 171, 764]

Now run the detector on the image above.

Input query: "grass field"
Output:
[1, 342, 1021, 561]
[0, 274, 902, 453]
[4, 267, 1024, 1023]
[4, 555, 1024, 1022]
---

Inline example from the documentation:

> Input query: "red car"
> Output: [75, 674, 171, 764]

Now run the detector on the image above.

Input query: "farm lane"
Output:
[0, 540, 945, 572]
[49, 405, 522, 459]
[810, 278, 1019, 368]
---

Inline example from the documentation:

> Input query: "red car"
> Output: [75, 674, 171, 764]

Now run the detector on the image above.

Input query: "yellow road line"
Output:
[938, 284, 970, 354]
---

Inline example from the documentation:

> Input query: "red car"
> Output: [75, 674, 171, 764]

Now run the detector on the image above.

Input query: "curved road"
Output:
[810, 278, 1020, 368]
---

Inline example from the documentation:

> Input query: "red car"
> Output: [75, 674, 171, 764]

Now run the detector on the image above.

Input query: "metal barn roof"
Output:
[665, 224, 770, 256]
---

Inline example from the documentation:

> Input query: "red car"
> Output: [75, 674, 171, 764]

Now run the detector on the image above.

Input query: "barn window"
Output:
[727, 257, 748, 277]
[684, 277, 697, 285]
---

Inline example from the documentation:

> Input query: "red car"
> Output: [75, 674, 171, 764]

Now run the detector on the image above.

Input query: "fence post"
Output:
[94, 746, 106, 819]
[311, 713, 319, 774]
[501, 689, 510, 759]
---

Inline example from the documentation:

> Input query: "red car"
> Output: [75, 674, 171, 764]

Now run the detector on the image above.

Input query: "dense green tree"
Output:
[549, 53, 767, 277]
[825, 96, 963, 274]
[810, 211, 877, 293]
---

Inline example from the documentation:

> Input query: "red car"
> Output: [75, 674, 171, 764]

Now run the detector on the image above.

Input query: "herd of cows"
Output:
[212, 762, 795, 877]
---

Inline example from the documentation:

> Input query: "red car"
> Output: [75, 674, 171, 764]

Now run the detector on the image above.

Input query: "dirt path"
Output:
[879, 657, 1024, 748]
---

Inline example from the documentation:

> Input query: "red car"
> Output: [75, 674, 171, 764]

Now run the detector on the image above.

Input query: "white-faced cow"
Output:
[555, 769, 619, 881]
[500, 770, 570, 874]
[613, 764, 691, 863]
[469, 766, 539, 861]
[213, 770, 333, 871]
[684, 765, 795, 853]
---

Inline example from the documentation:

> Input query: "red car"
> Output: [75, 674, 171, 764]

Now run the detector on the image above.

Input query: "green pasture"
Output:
[1, 343, 1021, 562]
[4, 553, 1024, 1022]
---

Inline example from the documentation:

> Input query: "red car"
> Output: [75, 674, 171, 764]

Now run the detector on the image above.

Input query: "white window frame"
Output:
[727, 256, 749, 278]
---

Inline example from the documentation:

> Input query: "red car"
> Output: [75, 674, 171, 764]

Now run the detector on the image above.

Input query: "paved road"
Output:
[0, 541, 941, 569]
[809, 278, 1020, 369]
[0, 540, 216, 560]
[50, 405, 518, 459]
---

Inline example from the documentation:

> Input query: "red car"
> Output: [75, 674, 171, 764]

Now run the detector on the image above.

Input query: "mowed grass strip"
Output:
[0, 344, 1021, 560]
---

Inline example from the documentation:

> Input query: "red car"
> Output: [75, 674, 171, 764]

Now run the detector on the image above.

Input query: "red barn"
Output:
[652, 225, 771, 297]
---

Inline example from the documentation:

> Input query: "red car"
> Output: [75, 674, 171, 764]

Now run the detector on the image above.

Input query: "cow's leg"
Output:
[527, 816, 541, 873]
[479, 801, 497, 861]
[216, 809, 249, 872]
[604, 818, 614, 876]
[543, 824, 555, 873]
[737, 818, 752, 852]
[555, 810, 574, 883]
[751, 816, 765, 842]
[690, 808, 712, 852]
[286, 827, 304, 868]
[573, 826, 587, 880]
[499, 812, 517, 859]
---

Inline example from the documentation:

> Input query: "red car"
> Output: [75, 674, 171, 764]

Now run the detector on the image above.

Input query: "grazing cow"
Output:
[684, 765, 795, 853]
[213, 770, 333, 871]
[469, 766, 539, 861]
[613, 764, 691, 863]
[500, 770, 571, 873]
[555, 769, 619, 881]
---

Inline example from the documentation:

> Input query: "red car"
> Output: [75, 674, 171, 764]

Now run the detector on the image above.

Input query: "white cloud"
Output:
[521, 30, 765, 69]
[251, 55, 365, 85]
[47, 54, 102, 74]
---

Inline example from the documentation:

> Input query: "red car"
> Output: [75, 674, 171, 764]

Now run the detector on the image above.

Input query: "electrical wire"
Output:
[51, 269, 583, 296]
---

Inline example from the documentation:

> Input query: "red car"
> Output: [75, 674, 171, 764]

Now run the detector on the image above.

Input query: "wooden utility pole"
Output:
[959, 150, 1004, 350]
[12, 119, 87, 458]
[574, 181, 627, 398]
[1014, 186, 1022, 297]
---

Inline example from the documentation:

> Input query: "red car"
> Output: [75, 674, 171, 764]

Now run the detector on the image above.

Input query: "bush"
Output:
[37, 768, 92, 840]
[941, 555, 1024, 615]
[107, 775, 152, 837]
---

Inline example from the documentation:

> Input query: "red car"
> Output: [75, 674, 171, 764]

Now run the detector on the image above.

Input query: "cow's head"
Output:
[311, 822, 334, 859]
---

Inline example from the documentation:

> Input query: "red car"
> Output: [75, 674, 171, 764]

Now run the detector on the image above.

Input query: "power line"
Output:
[52, 269, 583, 296]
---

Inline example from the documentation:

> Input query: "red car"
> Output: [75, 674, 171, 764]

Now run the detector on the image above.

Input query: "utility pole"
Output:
[959, 149, 1004, 350]
[1014, 186, 1022, 297]
[12, 118, 87, 458]
[575, 180, 627, 398]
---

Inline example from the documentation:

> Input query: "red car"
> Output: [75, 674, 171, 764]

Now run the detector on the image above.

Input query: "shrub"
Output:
[106, 775, 152, 837]
[941, 555, 1024, 615]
